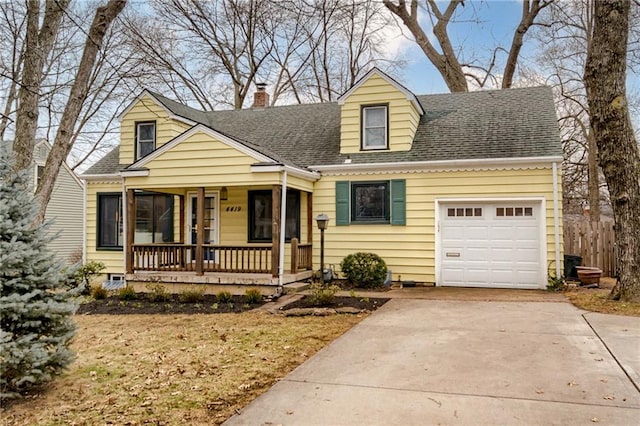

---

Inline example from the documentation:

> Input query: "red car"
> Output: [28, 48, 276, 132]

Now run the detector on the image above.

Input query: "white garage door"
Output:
[439, 202, 543, 289]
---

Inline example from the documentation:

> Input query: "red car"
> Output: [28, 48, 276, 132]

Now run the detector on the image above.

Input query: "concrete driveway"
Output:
[226, 300, 640, 425]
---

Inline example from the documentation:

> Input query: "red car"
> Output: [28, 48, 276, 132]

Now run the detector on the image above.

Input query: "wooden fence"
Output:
[563, 220, 617, 277]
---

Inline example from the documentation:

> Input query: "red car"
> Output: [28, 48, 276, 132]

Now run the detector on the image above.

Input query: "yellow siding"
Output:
[313, 167, 563, 284]
[86, 181, 124, 274]
[120, 94, 191, 165]
[125, 131, 285, 189]
[340, 73, 421, 154]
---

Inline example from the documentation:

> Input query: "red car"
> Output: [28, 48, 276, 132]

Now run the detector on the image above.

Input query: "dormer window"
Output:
[362, 105, 388, 150]
[136, 121, 156, 160]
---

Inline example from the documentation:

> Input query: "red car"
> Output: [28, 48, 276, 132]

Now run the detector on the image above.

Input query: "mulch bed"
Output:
[282, 296, 389, 311]
[76, 294, 264, 315]
[76, 293, 390, 315]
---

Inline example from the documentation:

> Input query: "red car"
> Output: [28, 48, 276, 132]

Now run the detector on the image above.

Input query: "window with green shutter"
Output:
[335, 179, 406, 226]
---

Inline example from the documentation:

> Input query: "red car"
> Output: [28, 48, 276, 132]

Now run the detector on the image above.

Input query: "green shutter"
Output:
[335, 181, 350, 226]
[390, 179, 406, 226]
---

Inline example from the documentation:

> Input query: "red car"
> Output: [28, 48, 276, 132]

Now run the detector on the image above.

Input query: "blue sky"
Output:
[390, 1, 639, 99]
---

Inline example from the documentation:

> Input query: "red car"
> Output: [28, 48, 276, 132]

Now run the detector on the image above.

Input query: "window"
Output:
[134, 194, 174, 243]
[35, 164, 44, 191]
[248, 190, 300, 242]
[496, 206, 534, 217]
[98, 193, 123, 249]
[336, 180, 405, 226]
[352, 182, 390, 223]
[362, 105, 387, 150]
[136, 121, 156, 160]
[447, 207, 483, 217]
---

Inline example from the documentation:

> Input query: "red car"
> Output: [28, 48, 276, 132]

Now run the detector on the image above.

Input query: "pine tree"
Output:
[0, 150, 79, 399]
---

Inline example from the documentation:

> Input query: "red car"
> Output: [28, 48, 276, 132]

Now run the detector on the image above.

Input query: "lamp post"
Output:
[315, 213, 329, 285]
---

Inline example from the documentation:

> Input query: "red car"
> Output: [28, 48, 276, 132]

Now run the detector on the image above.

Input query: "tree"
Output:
[584, 0, 640, 302]
[383, 0, 552, 92]
[0, 150, 78, 399]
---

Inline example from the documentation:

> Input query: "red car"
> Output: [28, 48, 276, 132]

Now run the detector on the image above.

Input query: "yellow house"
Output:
[82, 68, 563, 294]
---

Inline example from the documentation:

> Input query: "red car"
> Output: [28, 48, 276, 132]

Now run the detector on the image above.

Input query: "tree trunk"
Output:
[586, 128, 601, 222]
[13, 0, 69, 171]
[34, 0, 127, 224]
[584, 0, 640, 302]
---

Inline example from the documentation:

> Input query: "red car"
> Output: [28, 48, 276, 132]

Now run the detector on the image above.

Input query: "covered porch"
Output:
[123, 183, 315, 289]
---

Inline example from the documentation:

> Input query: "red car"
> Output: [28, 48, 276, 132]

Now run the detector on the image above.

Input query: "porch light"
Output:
[220, 186, 228, 201]
[315, 213, 329, 285]
[315, 213, 329, 230]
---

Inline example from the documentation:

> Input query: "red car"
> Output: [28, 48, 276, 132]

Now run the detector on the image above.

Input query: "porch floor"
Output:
[126, 270, 313, 286]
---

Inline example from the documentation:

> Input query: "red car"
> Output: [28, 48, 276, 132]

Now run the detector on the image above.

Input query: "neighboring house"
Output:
[2, 140, 84, 263]
[81, 68, 563, 293]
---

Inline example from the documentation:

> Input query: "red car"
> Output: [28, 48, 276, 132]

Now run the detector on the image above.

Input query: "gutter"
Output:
[310, 155, 564, 173]
[82, 182, 87, 264]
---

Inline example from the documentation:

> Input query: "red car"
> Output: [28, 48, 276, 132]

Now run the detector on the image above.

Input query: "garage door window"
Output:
[447, 207, 482, 217]
[496, 207, 533, 217]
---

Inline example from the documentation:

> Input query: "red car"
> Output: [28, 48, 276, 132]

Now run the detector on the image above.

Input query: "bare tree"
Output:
[0, 2, 26, 140]
[383, 0, 552, 92]
[12, 0, 69, 170]
[35, 0, 127, 223]
[584, 0, 640, 302]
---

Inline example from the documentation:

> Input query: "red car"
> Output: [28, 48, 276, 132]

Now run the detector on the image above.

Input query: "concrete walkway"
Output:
[226, 300, 640, 425]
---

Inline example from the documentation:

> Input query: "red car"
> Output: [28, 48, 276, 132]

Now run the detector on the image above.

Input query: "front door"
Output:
[188, 193, 218, 260]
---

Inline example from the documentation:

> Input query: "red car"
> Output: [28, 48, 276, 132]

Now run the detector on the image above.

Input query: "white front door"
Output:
[187, 193, 219, 250]
[439, 202, 543, 289]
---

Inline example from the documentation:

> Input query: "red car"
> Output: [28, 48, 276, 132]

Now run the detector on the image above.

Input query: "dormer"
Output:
[117, 90, 195, 165]
[337, 68, 424, 154]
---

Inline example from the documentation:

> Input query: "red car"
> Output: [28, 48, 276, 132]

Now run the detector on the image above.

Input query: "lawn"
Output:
[1, 312, 366, 425]
[566, 277, 640, 317]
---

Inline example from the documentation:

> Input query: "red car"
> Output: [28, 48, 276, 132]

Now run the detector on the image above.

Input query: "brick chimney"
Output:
[252, 83, 269, 108]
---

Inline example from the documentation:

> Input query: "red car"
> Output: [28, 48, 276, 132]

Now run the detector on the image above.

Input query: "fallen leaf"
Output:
[535, 389, 544, 394]
[567, 382, 578, 387]
[603, 395, 615, 400]
[591, 417, 599, 422]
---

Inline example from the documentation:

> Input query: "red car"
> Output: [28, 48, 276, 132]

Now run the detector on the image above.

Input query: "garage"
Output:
[438, 201, 544, 289]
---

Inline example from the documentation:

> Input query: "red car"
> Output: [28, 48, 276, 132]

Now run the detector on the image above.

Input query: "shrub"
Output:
[244, 288, 263, 304]
[216, 291, 234, 303]
[118, 285, 137, 300]
[179, 286, 205, 303]
[146, 283, 171, 302]
[72, 261, 106, 295]
[91, 285, 108, 300]
[308, 283, 340, 306]
[340, 252, 388, 288]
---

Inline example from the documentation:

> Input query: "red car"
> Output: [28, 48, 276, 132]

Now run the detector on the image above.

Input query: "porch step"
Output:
[283, 281, 312, 294]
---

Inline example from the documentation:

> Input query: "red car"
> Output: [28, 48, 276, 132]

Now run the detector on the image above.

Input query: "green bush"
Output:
[244, 288, 263, 304]
[91, 285, 108, 300]
[179, 286, 204, 303]
[340, 252, 388, 288]
[72, 261, 106, 295]
[216, 291, 234, 303]
[118, 285, 137, 300]
[308, 283, 340, 306]
[146, 283, 171, 302]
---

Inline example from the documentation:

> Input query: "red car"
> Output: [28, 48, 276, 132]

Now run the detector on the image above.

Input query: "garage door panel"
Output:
[440, 202, 542, 289]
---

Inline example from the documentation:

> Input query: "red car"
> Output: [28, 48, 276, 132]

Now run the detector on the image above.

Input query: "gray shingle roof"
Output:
[83, 86, 561, 175]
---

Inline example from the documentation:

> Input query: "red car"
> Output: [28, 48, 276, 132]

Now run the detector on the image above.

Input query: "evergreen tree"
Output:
[0, 150, 79, 399]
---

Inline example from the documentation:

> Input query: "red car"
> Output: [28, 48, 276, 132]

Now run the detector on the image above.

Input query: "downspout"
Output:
[278, 169, 288, 290]
[552, 162, 561, 279]
[82, 181, 87, 264]
[122, 182, 127, 280]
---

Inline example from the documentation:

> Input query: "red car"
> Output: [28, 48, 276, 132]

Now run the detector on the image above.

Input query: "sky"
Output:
[385, 1, 639, 98]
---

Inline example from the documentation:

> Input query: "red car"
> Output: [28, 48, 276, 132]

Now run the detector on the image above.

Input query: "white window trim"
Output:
[136, 121, 156, 160]
[362, 105, 388, 150]
[34, 163, 45, 192]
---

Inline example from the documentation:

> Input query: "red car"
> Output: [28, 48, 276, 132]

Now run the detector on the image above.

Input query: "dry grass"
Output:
[1, 312, 366, 425]
[566, 277, 640, 317]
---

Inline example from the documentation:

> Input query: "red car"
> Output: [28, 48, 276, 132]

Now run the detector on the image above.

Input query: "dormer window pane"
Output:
[137, 122, 156, 160]
[362, 106, 387, 149]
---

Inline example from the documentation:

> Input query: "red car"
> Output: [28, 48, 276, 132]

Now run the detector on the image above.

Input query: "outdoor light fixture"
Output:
[315, 213, 329, 285]
[220, 186, 228, 201]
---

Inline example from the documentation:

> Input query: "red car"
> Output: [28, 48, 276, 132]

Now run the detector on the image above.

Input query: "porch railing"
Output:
[291, 238, 313, 272]
[131, 243, 273, 274]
